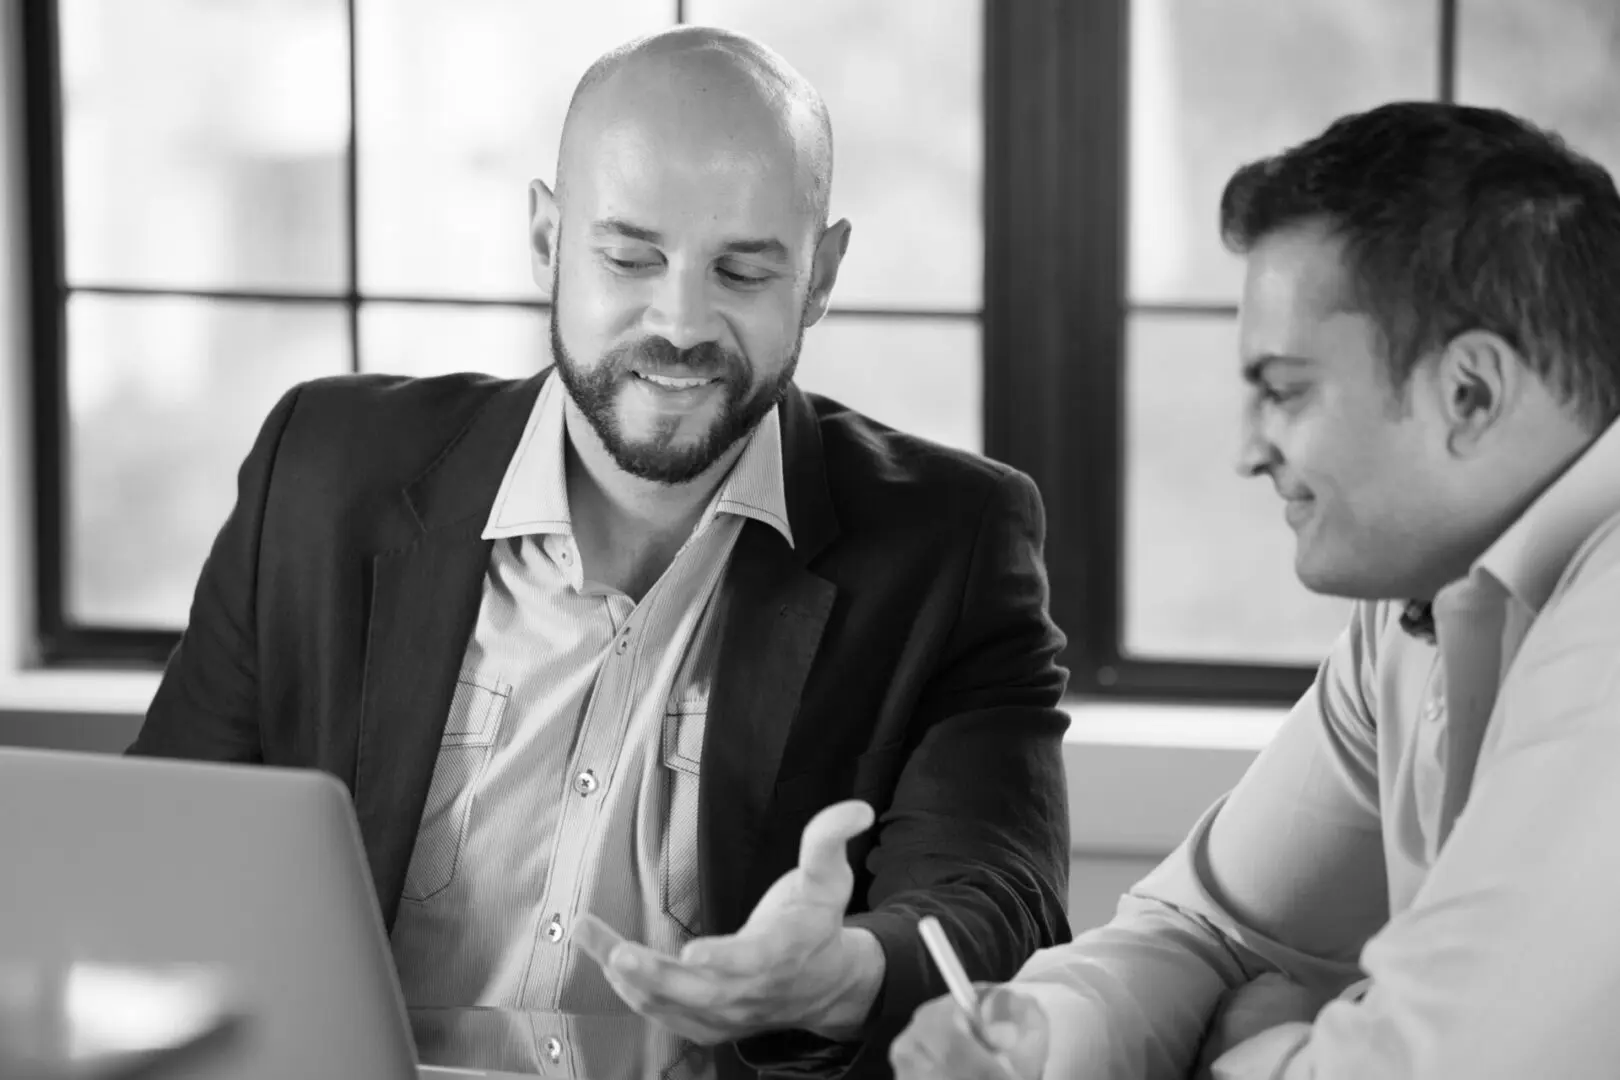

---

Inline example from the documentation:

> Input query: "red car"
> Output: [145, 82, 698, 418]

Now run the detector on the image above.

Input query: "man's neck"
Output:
[561, 399, 746, 599]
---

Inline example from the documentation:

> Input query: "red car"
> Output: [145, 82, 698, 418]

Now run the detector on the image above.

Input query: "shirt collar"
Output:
[705, 402, 795, 547]
[482, 375, 794, 548]
[1405, 416, 1620, 640]
[482, 374, 572, 540]
[1474, 417, 1620, 612]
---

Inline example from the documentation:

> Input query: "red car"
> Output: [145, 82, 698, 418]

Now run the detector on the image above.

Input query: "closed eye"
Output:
[1259, 383, 1308, 407]
[601, 252, 658, 274]
[717, 265, 772, 287]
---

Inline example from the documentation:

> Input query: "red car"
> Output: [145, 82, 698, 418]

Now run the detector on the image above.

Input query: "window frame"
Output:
[22, 0, 1460, 704]
[985, 0, 1460, 705]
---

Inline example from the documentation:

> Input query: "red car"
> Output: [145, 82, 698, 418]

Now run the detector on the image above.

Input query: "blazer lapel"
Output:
[699, 385, 840, 934]
[354, 373, 546, 931]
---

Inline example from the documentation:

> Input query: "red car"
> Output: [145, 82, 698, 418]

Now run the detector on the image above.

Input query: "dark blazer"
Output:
[130, 369, 1072, 1078]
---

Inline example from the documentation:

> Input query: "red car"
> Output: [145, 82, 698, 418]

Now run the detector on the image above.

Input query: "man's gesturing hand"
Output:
[576, 800, 885, 1045]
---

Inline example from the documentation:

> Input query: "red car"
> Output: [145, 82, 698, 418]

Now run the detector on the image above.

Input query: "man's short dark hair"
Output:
[1220, 101, 1620, 427]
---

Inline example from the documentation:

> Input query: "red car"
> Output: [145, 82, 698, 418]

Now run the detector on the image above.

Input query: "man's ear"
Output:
[801, 219, 852, 327]
[529, 179, 560, 295]
[1434, 329, 1518, 456]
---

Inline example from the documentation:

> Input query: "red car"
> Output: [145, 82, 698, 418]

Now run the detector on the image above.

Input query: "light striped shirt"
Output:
[390, 375, 792, 1072]
[1014, 418, 1620, 1078]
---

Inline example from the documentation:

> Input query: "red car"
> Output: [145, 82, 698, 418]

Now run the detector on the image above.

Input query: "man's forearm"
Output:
[1013, 894, 1257, 1080]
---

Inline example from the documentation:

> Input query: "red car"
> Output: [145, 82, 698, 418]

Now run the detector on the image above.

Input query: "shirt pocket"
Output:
[659, 696, 706, 938]
[400, 673, 511, 904]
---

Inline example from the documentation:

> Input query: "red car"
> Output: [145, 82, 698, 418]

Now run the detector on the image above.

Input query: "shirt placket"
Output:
[516, 535, 639, 1005]
[1412, 575, 1515, 863]
[516, 509, 745, 1024]
[522, 535, 691, 1008]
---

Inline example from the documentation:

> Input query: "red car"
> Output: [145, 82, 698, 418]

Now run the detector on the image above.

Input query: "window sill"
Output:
[1059, 696, 1284, 855]
[1062, 697, 1284, 752]
[0, 679, 1290, 741]
[0, 676, 1283, 858]
[0, 668, 162, 715]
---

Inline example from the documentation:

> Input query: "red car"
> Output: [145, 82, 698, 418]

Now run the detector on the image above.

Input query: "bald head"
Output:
[556, 26, 833, 229]
[527, 27, 853, 491]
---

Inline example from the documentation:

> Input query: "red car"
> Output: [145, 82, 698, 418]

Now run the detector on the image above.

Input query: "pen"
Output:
[917, 917, 1026, 1079]
[917, 915, 991, 1043]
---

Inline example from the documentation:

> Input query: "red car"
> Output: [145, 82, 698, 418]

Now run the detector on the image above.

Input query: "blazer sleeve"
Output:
[741, 468, 1072, 1078]
[126, 383, 305, 761]
[849, 466, 1072, 1011]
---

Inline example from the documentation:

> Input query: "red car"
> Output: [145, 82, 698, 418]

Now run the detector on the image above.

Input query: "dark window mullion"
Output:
[1438, 0, 1458, 103]
[984, 0, 1129, 692]
[64, 284, 351, 305]
[346, 0, 361, 374]
[23, 0, 73, 663]
[58, 285, 980, 322]
[990, 0, 1316, 704]
[1129, 301, 1240, 319]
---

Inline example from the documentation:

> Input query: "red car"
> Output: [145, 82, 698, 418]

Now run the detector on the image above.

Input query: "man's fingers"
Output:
[596, 962, 729, 1046]
[609, 946, 726, 1013]
[574, 912, 629, 970]
[950, 1010, 1028, 1080]
[892, 994, 1023, 1080]
[982, 985, 1046, 1033]
[891, 998, 960, 1079]
[680, 932, 772, 973]
[798, 799, 876, 889]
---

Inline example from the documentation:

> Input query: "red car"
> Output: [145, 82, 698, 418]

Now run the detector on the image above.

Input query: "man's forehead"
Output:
[1243, 225, 1354, 310]
[1238, 231, 1360, 359]
[565, 117, 811, 237]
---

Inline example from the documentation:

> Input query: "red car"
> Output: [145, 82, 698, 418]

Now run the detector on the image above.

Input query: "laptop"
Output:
[0, 746, 533, 1079]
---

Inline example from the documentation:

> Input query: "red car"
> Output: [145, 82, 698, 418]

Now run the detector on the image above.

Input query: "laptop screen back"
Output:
[0, 747, 418, 1080]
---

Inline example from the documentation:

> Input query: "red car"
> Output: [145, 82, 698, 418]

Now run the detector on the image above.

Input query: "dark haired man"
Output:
[893, 100, 1620, 1079]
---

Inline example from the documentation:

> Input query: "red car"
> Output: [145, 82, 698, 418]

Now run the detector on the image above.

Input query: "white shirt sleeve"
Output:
[1013, 602, 1390, 1079]
[1211, 557, 1620, 1078]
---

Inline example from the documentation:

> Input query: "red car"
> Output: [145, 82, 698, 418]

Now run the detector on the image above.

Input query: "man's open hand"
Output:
[575, 800, 883, 1045]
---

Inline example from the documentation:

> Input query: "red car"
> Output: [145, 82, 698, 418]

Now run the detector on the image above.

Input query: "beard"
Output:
[549, 282, 806, 486]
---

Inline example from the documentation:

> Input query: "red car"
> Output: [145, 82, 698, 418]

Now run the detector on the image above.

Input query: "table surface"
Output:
[409, 1006, 714, 1079]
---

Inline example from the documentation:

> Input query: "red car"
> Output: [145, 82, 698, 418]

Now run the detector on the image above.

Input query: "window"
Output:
[23, 0, 981, 660]
[20, 1, 1620, 702]
[1045, 0, 1620, 702]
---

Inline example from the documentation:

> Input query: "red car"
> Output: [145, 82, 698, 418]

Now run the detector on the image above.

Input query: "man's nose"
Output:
[644, 270, 721, 352]
[1234, 412, 1277, 478]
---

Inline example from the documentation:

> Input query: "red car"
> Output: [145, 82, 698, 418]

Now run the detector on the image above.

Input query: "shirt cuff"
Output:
[1015, 979, 1129, 1080]
[731, 911, 919, 1080]
[1209, 1022, 1311, 1080]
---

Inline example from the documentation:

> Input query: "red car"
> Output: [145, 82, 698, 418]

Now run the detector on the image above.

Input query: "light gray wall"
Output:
[0, 708, 142, 752]
[0, 706, 1176, 935]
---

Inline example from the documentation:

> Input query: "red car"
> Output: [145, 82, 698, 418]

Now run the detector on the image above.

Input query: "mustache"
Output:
[606, 337, 743, 380]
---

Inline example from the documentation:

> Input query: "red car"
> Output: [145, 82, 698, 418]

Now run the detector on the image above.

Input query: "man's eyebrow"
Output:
[591, 218, 662, 244]
[1242, 353, 1312, 384]
[589, 219, 789, 262]
[720, 238, 790, 261]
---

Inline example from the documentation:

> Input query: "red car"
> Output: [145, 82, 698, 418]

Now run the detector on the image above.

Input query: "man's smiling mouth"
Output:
[633, 371, 720, 390]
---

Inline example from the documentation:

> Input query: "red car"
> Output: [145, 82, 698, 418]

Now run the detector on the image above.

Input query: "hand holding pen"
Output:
[888, 915, 1051, 1080]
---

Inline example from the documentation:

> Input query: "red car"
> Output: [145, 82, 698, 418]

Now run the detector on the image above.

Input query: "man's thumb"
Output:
[797, 800, 875, 887]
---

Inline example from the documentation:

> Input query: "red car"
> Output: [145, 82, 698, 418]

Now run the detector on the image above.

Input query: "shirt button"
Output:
[545, 915, 564, 943]
[544, 1036, 563, 1063]
[574, 769, 599, 796]
[615, 634, 630, 654]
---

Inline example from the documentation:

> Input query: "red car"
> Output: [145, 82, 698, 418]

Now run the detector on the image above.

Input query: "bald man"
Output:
[130, 26, 1072, 1078]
